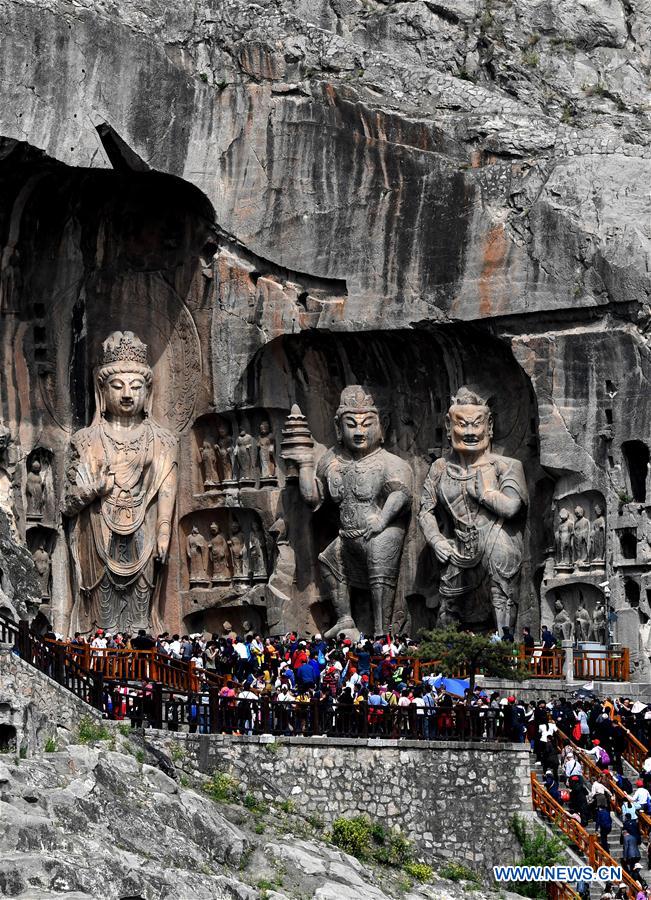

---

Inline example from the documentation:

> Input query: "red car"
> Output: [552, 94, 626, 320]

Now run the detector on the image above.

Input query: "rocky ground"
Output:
[0, 723, 523, 900]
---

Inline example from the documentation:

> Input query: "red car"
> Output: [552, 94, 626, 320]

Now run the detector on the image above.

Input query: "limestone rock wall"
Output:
[0, 0, 649, 652]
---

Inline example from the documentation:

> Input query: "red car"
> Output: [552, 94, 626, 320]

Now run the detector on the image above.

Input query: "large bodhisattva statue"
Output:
[283, 386, 413, 639]
[418, 388, 527, 633]
[63, 332, 178, 634]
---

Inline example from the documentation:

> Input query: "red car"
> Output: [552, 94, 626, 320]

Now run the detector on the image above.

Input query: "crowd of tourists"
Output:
[39, 625, 651, 897]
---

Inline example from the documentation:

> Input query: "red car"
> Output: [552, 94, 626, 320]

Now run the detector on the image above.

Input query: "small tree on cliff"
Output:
[417, 624, 527, 699]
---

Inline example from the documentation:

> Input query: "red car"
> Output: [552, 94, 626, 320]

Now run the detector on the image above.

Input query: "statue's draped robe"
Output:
[64, 419, 177, 633]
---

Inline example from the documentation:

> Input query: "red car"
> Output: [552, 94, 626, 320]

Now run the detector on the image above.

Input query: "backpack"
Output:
[599, 747, 611, 765]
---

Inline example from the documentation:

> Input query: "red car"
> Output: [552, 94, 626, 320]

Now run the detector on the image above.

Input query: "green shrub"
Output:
[203, 772, 239, 803]
[439, 861, 480, 883]
[77, 716, 110, 745]
[118, 724, 131, 737]
[331, 816, 372, 859]
[404, 862, 433, 882]
[244, 793, 269, 814]
[169, 743, 186, 762]
[135, 749, 145, 764]
[507, 815, 568, 898]
[254, 821, 266, 834]
[278, 798, 295, 814]
[44, 737, 57, 753]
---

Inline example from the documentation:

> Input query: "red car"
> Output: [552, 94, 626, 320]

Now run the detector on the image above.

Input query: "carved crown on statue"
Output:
[100, 331, 149, 367]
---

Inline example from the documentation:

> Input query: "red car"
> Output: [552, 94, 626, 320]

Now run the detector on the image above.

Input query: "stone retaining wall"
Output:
[0, 646, 103, 754]
[147, 731, 532, 872]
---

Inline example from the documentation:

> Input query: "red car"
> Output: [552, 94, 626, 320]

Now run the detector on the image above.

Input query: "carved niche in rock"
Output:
[187, 525, 210, 586]
[553, 492, 606, 573]
[24, 448, 55, 525]
[282, 385, 413, 639]
[27, 527, 55, 601]
[418, 387, 528, 635]
[62, 331, 178, 635]
[234, 427, 256, 486]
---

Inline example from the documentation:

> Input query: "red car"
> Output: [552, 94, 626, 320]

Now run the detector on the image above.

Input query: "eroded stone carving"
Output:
[552, 594, 574, 642]
[62, 331, 178, 634]
[573, 505, 590, 566]
[574, 592, 592, 643]
[248, 519, 268, 582]
[216, 423, 235, 487]
[591, 599, 607, 644]
[199, 439, 220, 491]
[32, 542, 51, 599]
[419, 387, 528, 634]
[208, 521, 231, 584]
[591, 504, 606, 562]
[555, 507, 574, 568]
[228, 518, 248, 581]
[187, 524, 209, 586]
[257, 420, 277, 486]
[25, 458, 45, 519]
[235, 428, 255, 486]
[282, 385, 413, 639]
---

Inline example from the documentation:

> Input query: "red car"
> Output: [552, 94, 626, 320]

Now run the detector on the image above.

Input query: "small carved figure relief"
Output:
[32, 543, 51, 599]
[555, 508, 574, 568]
[590, 599, 607, 644]
[228, 519, 248, 581]
[284, 386, 413, 639]
[573, 506, 590, 566]
[552, 594, 574, 642]
[187, 525, 209, 586]
[248, 520, 268, 582]
[62, 331, 178, 634]
[591, 505, 606, 562]
[419, 387, 527, 635]
[208, 521, 231, 584]
[199, 439, 220, 491]
[574, 592, 592, 643]
[235, 428, 256, 486]
[257, 421, 277, 486]
[216, 423, 235, 486]
[26, 458, 45, 519]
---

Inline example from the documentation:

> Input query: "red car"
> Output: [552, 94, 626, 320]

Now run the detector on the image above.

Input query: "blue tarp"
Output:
[431, 675, 470, 697]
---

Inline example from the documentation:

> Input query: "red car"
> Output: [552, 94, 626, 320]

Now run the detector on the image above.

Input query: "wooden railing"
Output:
[0, 612, 18, 645]
[574, 648, 630, 682]
[555, 728, 651, 838]
[531, 773, 639, 898]
[618, 722, 649, 773]
[546, 885, 580, 900]
[518, 648, 565, 679]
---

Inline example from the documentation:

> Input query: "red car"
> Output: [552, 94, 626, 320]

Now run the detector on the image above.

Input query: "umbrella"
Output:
[432, 675, 470, 698]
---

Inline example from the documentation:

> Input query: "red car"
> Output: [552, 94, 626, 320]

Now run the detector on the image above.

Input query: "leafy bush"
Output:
[331, 816, 414, 868]
[118, 724, 131, 737]
[244, 793, 269, 814]
[44, 737, 57, 753]
[404, 862, 433, 882]
[439, 861, 480, 883]
[77, 716, 110, 745]
[203, 772, 239, 803]
[278, 798, 295, 814]
[508, 815, 568, 898]
[135, 749, 145, 764]
[331, 816, 373, 859]
[169, 743, 186, 762]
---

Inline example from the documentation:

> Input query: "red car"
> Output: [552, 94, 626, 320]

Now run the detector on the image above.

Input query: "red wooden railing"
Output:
[531, 773, 639, 898]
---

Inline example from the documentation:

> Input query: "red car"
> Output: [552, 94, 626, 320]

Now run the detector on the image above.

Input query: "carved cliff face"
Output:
[101, 371, 148, 420]
[338, 411, 382, 458]
[447, 404, 492, 459]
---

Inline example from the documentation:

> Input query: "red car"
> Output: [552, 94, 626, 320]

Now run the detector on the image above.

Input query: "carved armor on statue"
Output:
[62, 331, 178, 634]
[418, 387, 528, 633]
[282, 386, 413, 639]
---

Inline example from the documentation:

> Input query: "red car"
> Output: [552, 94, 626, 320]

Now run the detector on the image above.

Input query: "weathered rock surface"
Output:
[0, 0, 650, 654]
[0, 734, 522, 899]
